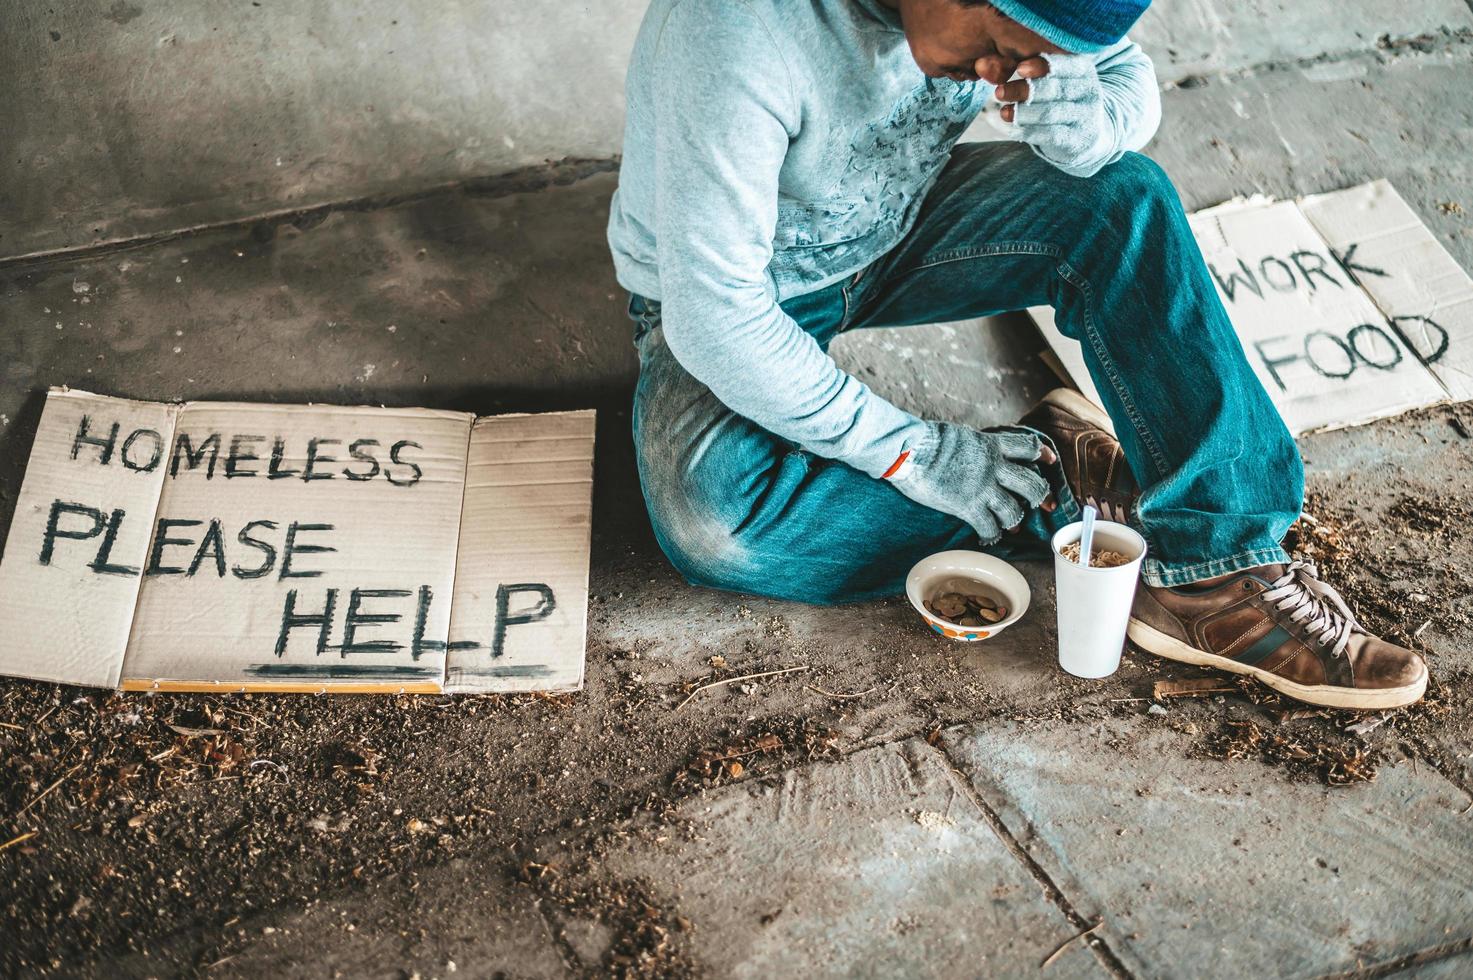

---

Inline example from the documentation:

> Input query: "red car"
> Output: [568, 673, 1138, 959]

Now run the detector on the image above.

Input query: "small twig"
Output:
[1413, 619, 1433, 639]
[703, 744, 773, 764]
[33, 704, 60, 727]
[1107, 697, 1153, 703]
[0, 722, 24, 731]
[0, 831, 39, 854]
[1154, 678, 1235, 699]
[674, 666, 810, 711]
[804, 684, 876, 700]
[1041, 918, 1102, 969]
[15, 763, 82, 820]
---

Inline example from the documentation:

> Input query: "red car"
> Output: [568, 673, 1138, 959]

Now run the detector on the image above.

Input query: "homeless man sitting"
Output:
[606, 0, 1427, 710]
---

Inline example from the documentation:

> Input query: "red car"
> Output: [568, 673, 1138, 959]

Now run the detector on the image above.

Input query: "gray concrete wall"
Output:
[3, 0, 1471, 261]
[0, 0, 646, 259]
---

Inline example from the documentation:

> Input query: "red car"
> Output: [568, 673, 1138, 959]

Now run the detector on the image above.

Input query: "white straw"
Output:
[1078, 504, 1097, 567]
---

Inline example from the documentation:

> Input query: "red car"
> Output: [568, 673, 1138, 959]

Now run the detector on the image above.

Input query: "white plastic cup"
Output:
[1050, 520, 1147, 679]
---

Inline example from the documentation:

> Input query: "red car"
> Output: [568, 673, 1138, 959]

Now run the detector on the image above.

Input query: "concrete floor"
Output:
[3, 4, 1473, 979]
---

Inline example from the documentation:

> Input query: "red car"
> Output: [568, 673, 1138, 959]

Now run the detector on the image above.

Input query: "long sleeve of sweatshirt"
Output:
[650, 0, 929, 479]
[1095, 39, 1163, 159]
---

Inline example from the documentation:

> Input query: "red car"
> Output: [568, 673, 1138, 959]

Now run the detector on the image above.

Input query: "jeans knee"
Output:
[1104, 152, 1172, 194]
[652, 509, 876, 603]
[649, 499, 765, 594]
[1092, 153, 1180, 216]
[1073, 153, 1189, 255]
[635, 450, 755, 585]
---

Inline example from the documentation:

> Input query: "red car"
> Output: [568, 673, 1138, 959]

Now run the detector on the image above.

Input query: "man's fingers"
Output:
[993, 79, 1031, 104]
[997, 461, 1050, 509]
[990, 495, 1026, 533]
[999, 104, 1015, 124]
[1015, 56, 1050, 79]
[997, 431, 1045, 462]
[1034, 445, 1057, 510]
[972, 53, 1012, 85]
[993, 58, 1052, 110]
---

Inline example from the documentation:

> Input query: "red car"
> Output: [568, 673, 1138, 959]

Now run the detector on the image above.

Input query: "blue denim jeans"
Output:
[629, 143, 1303, 603]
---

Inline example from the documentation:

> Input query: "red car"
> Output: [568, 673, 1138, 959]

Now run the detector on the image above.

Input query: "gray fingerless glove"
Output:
[1010, 53, 1114, 178]
[887, 421, 1051, 543]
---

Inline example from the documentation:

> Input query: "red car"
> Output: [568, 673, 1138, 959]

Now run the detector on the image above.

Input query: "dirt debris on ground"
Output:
[1172, 475, 1473, 789]
[1285, 487, 1473, 645]
[519, 859, 698, 979]
[674, 722, 842, 790]
[1201, 718, 1384, 786]
[2, 413, 1471, 974]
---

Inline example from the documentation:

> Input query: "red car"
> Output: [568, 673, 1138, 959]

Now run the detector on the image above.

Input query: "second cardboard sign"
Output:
[1031, 179, 1473, 433]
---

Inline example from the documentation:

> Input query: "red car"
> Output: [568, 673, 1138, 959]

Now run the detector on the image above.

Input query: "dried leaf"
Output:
[1345, 713, 1391, 737]
[168, 724, 224, 738]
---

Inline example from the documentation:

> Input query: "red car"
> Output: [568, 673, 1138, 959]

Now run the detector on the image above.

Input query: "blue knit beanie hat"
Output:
[985, 0, 1151, 53]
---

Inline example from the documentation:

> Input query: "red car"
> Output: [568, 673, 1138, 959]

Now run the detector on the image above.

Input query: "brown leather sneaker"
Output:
[1129, 561, 1428, 709]
[1019, 389, 1139, 522]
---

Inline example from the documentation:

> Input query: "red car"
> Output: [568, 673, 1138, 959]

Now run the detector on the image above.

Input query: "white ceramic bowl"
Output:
[906, 550, 1032, 641]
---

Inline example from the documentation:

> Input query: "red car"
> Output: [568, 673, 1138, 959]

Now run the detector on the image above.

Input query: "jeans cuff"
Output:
[1142, 545, 1291, 589]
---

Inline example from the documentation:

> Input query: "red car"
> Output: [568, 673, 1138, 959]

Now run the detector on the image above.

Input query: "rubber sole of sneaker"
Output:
[1127, 618, 1428, 709]
[1040, 387, 1116, 436]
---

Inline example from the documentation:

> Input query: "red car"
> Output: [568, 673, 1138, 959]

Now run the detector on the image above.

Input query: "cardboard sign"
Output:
[1031, 180, 1473, 433]
[0, 389, 594, 694]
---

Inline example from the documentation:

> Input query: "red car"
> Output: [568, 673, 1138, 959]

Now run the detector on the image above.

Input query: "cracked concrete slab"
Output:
[830, 313, 1060, 435]
[547, 738, 1110, 978]
[1146, 36, 1473, 269]
[1131, 0, 1473, 83]
[942, 718, 1473, 978]
[1396, 950, 1473, 978]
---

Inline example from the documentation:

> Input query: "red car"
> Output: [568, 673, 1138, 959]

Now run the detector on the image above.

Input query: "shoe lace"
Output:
[1258, 560, 1360, 658]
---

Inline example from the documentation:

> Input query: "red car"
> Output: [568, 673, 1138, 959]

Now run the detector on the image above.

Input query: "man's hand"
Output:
[985, 56, 1050, 121]
[984, 53, 1113, 174]
[886, 421, 1057, 544]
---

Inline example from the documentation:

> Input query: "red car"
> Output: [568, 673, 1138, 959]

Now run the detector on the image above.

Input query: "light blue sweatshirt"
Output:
[607, 0, 1160, 481]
